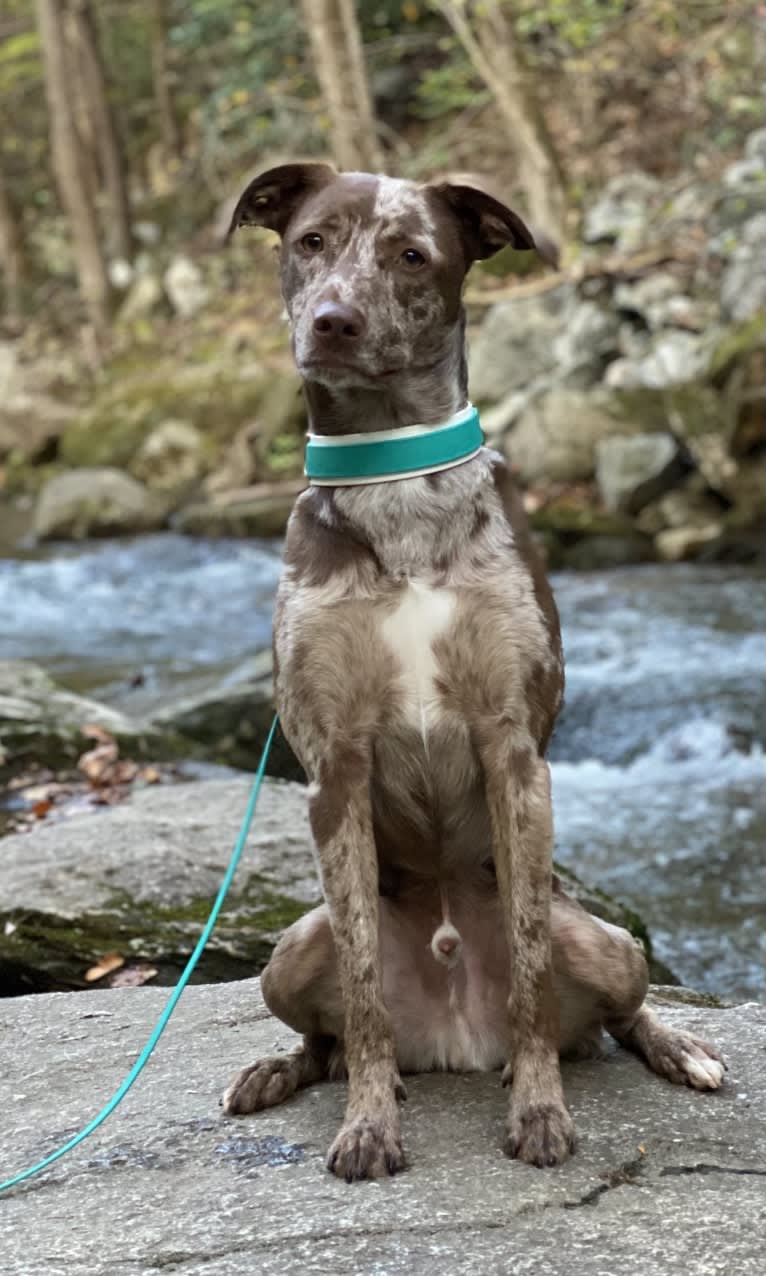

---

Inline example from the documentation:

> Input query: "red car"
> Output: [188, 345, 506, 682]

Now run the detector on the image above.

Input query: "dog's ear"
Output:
[427, 180, 555, 266]
[227, 163, 336, 240]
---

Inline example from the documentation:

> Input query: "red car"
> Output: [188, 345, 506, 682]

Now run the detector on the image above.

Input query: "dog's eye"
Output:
[401, 248, 426, 269]
[301, 233, 324, 253]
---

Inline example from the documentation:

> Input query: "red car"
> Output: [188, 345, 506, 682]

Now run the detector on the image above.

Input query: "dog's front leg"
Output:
[481, 739, 575, 1166]
[309, 746, 405, 1181]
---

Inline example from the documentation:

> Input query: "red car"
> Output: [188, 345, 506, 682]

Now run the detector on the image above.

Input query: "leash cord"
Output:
[0, 714, 280, 1197]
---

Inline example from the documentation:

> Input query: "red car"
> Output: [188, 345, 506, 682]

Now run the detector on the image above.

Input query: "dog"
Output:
[221, 164, 725, 1181]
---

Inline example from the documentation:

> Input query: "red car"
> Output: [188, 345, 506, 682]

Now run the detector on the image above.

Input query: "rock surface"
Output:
[0, 982, 763, 1275]
[596, 432, 684, 514]
[34, 468, 165, 540]
[0, 774, 671, 996]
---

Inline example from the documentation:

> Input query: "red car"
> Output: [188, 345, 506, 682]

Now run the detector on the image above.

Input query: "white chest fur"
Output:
[381, 579, 455, 740]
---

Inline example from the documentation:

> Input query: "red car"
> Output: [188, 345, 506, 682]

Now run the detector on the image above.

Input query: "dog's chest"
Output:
[380, 579, 455, 732]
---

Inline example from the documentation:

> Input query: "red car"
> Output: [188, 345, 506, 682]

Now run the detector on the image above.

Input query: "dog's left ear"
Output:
[227, 162, 336, 240]
[427, 180, 552, 265]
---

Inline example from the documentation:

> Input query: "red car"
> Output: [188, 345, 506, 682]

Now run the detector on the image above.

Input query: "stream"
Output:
[2, 534, 764, 1002]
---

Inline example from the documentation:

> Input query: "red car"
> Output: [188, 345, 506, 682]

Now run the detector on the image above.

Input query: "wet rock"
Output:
[132, 420, 211, 494]
[33, 468, 165, 540]
[164, 256, 209, 318]
[468, 285, 573, 403]
[582, 171, 662, 250]
[151, 651, 301, 778]
[506, 389, 642, 484]
[596, 432, 685, 514]
[0, 660, 150, 776]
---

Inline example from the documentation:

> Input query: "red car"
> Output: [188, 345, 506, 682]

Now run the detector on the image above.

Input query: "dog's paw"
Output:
[650, 1030, 726, 1091]
[505, 1101, 576, 1168]
[221, 1056, 302, 1115]
[326, 1113, 405, 1182]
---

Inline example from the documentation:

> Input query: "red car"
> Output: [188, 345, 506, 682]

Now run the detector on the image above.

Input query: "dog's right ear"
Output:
[227, 163, 337, 241]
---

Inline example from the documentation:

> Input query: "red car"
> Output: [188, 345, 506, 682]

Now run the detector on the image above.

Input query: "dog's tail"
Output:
[430, 883, 463, 969]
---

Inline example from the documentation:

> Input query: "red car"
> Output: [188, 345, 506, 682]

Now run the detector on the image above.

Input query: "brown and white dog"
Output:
[221, 164, 724, 1181]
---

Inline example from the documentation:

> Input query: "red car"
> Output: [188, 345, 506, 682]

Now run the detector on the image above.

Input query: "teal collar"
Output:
[305, 404, 483, 486]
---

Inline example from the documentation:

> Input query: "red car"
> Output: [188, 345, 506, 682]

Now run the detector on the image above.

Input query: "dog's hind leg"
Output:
[551, 884, 725, 1090]
[222, 906, 346, 1116]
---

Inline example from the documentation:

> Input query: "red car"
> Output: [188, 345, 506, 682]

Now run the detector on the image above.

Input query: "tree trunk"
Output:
[436, 0, 566, 243]
[0, 168, 26, 317]
[302, 0, 382, 171]
[35, 0, 111, 330]
[66, 0, 133, 261]
[150, 0, 182, 164]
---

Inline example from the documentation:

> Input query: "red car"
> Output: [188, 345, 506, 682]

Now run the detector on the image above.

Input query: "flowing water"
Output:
[2, 535, 764, 1001]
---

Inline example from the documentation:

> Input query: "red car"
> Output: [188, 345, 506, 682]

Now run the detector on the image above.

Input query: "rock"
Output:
[33, 468, 165, 540]
[118, 273, 165, 323]
[506, 389, 640, 484]
[0, 343, 74, 463]
[655, 522, 724, 562]
[635, 477, 727, 536]
[173, 487, 301, 538]
[720, 213, 766, 322]
[745, 126, 766, 167]
[595, 433, 685, 515]
[582, 171, 662, 250]
[163, 255, 210, 318]
[132, 420, 211, 493]
[613, 273, 713, 332]
[605, 330, 718, 390]
[0, 769, 671, 996]
[1, 985, 763, 1274]
[151, 651, 301, 778]
[0, 660, 151, 775]
[468, 285, 573, 403]
[551, 300, 621, 380]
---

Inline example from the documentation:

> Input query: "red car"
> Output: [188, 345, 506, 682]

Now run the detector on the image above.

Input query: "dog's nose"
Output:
[437, 935, 458, 957]
[312, 301, 366, 341]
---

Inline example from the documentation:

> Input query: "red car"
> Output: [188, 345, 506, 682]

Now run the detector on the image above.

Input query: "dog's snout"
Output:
[312, 301, 366, 342]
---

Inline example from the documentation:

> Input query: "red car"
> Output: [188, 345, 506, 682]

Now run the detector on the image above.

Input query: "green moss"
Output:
[531, 503, 635, 538]
[709, 314, 766, 379]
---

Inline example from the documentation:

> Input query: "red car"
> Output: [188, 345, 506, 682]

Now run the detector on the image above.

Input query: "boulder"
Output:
[0, 770, 670, 996]
[468, 285, 573, 403]
[595, 432, 685, 514]
[720, 213, 766, 322]
[151, 651, 301, 778]
[655, 522, 724, 563]
[0, 984, 763, 1275]
[505, 389, 639, 484]
[0, 660, 151, 775]
[132, 419, 211, 493]
[33, 468, 165, 540]
[163, 255, 210, 318]
[605, 330, 719, 391]
[613, 274, 714, 333]
[582, 171, 662, 250]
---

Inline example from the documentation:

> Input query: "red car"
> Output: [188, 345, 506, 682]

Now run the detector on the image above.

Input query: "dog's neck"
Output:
[301, 316, 468, 436]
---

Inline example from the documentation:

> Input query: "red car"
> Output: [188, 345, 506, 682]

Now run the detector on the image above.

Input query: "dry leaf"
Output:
[85, 952, 125, 982]
[139, 766, 161, 785]
[109, 963, 158, 988]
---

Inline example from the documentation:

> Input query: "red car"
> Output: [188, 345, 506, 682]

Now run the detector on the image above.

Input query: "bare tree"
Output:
[302, 0, 383, 171]
[65, 0, 133, 260]
[35, 0, 111, 330]
[150, 0, 182, 164]
[434, 0, 566, 242]
[0, 166, 26, 318]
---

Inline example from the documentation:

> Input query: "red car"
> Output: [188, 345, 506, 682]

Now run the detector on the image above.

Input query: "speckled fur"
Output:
[222, 165, 725, 1179]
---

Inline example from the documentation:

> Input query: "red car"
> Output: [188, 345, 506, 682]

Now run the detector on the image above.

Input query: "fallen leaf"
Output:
[139, 766, 161, 784]
[33, 799, 52, 819]
[109, 963, 158, 988]
[85, 952, 125, 982]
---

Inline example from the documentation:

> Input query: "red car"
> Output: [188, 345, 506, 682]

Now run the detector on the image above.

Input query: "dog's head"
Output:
[228, 164, 538, 390]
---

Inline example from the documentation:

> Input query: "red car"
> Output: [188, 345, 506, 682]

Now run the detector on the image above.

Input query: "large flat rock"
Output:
[0, 983, 763, 1274]
[0, 775, 675, 996]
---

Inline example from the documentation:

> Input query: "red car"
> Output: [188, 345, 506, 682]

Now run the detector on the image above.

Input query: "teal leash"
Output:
[0, 714, 280, 1197]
